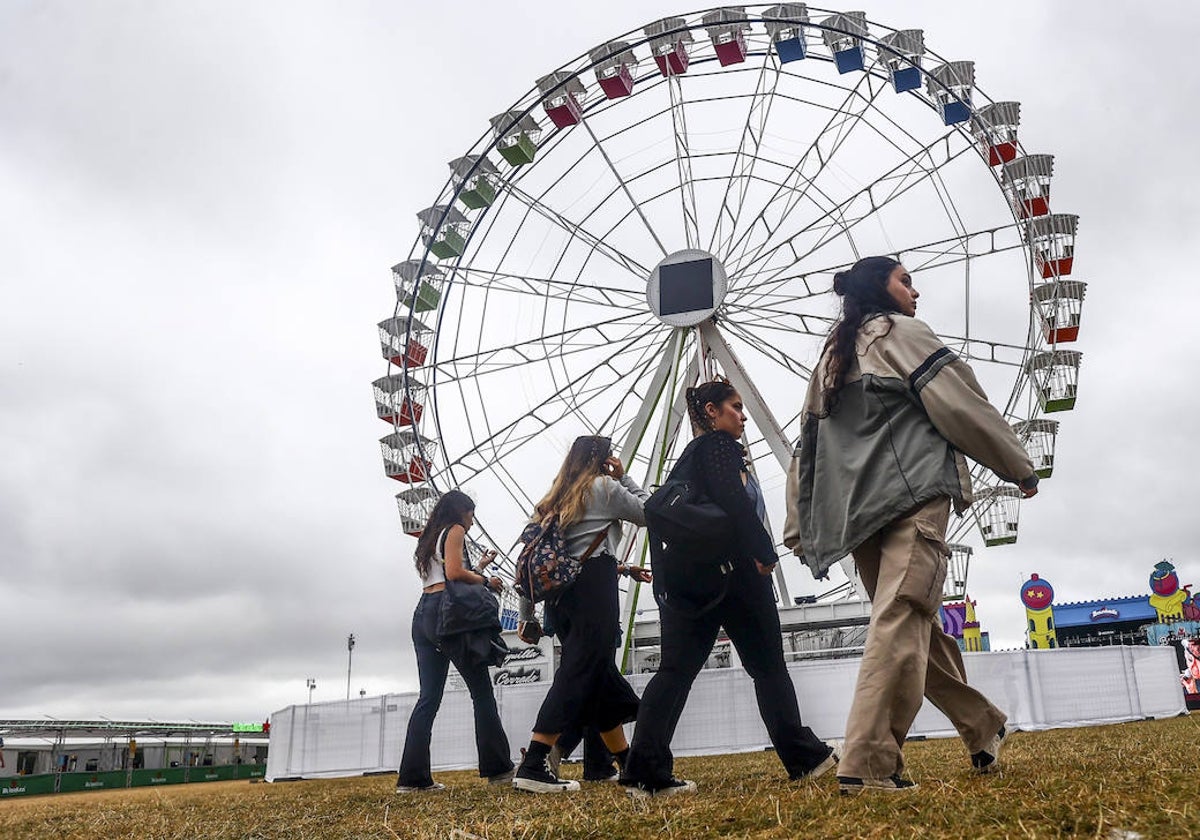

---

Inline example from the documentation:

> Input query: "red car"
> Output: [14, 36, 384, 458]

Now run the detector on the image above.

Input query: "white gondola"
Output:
[976, 486, 1022, 546]
[763, 4, 809, 63]
[702, 7, 751, 66]
[448, 155, 501, 210]
[391, 260, 443, 313]
[396, 487, 439, 536]
[590, 41, 638, 99]
[644, 16, 693, 76]
[378, 315, 433, 368]
[973, 101, 1021, 165]
[372, 374, 426, 426]
[489, 111, 542, 167]
[944, 543, 973, 600]
[820, 11, 867, 73]
[1025, 349, 1082, 413]
[1013, 418, 1060, 479]
[1025, 213, 1079, 279]
[536, 71, 587, 129]
[926, 60, 975, 125]
[1032, 280, 1087, 343]
[877, 29, 924, 92]
[1002, 154, 1055, 218]
[380, 431, 439, 484]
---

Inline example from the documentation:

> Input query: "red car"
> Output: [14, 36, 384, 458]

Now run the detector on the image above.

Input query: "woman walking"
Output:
[620, 379, 837, 797]
[511, 436, 651, 793]
[785, 256, 1039, 794]
[396, 490, 513, 792]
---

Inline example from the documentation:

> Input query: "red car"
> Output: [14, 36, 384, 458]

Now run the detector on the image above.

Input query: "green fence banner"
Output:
[58, 770, 128, 793]
[131, 767, 188, 787]
[0, 774, 57, 797]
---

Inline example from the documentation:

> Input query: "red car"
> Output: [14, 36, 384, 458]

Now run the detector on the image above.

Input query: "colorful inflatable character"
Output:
[1149, 561, 1188, 622]
[1021, 573, 1057, 649]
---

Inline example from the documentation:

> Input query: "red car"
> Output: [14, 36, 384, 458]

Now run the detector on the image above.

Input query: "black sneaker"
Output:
[513, 755, 580, 793]
[837, 774, 918, 795]
[971, 726, 1007, 774]
[582, 766, 619, 783]
[623, 777, 697, 798]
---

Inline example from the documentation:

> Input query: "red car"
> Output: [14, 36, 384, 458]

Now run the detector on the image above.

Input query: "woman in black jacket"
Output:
[620, 379, 836, 796]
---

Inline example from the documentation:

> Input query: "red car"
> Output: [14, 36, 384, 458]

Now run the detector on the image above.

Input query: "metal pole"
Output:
[346, 634, 356, 700]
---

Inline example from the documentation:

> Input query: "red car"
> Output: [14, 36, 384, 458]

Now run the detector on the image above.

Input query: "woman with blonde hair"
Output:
[511, 435, 651, 793]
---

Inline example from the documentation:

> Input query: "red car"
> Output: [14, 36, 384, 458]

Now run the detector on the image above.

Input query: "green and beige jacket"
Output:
[783, 313, 1038, 579]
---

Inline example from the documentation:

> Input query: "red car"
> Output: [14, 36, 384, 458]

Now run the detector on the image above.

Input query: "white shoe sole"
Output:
[512, 777, 580, 793]
[626, 780, 697, 799]
[838, 780, 919, 795]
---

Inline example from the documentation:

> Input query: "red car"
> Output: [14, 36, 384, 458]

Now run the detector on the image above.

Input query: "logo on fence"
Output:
[503, 646, 543, 664]
[494, 666, 541, 685]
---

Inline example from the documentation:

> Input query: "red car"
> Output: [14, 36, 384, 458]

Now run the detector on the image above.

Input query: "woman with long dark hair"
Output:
[620, 380, 837, 797]
[396, 490, 513, 792]
[511, 436, 651, 793]
[785, 256, 1039, 794]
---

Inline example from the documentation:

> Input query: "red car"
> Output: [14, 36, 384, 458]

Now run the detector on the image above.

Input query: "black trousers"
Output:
[532, 554, 640, 735]
[557, 721, 616, 779]
[624, 557, 829, 783]
[397, 591, 513, 785]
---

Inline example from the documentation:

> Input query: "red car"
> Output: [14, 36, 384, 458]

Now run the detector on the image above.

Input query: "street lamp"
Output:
[306, 677, 316, 705]
[346, 633, 356, 700]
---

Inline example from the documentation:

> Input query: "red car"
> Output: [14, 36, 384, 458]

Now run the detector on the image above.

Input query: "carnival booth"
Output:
[1019, 560, 1200, 709]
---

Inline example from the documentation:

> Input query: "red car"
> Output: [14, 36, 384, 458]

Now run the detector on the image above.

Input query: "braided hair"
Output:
[685, 378, 738, 436]
[818, 256, 903, 415]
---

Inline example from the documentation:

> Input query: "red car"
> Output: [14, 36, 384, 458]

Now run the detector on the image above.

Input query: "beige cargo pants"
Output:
[837, 496, 1007, 780]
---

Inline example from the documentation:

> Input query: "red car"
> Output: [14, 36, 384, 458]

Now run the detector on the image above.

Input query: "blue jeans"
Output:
[397, 591, 513, 786]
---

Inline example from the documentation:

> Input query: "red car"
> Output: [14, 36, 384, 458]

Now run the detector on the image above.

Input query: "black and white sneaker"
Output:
[623, 777, 697, 798]
[837, 774, 918, 795]
[512, 756, 580, 793]
[971, 726, 1008, 774]
[791, 740, 841, 782]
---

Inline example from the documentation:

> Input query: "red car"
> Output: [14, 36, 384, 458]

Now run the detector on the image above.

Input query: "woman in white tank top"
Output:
[396, 490, 513, 792]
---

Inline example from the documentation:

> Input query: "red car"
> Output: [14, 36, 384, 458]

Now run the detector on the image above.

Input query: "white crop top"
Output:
[418, 528, 449, 587]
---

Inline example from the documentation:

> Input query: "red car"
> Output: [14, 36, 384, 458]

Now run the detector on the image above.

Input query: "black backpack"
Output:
[644, 439, 730, 545]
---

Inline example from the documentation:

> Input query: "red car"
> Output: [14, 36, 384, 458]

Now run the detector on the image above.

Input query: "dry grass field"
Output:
[2, 715, 1197, 840]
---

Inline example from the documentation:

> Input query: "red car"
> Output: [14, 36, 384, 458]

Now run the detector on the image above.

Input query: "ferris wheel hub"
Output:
[645, 248, 728, 327]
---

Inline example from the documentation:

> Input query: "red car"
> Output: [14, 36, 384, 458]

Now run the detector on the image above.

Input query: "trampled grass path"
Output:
[2, 715, 1197, 839]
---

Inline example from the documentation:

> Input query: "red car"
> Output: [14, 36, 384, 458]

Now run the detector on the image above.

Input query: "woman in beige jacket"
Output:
[784, 255, 1039, 795]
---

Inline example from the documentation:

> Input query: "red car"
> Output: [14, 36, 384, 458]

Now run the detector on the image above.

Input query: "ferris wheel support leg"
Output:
[618, 331, 696, 673]
[697, 319, 865, 601]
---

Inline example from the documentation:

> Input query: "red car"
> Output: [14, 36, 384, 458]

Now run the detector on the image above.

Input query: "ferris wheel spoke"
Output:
[732, 131, 976, 296]
[667, 70, 701, 249]
[439, 324, 668, 483]
[718, 317, 816, 379]
[448, 264, 646, 310]
[432, 311, 657, 382]
[580, 120, 670, 258]
[727, 221, 1024, 316]
[708, 49, 782, 257]
[720, 69, 886, 273]
[501, 180, 651, 278]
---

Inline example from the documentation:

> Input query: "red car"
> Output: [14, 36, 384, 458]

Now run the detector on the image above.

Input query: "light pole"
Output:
[346, 633, 356, 700]
[306, 677, 316, 705]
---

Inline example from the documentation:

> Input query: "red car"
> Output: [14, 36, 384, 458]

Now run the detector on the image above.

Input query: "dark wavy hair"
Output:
[685, 378, 738, 436]
[414, 489, 475, 579]
[819, 256, 903, 414]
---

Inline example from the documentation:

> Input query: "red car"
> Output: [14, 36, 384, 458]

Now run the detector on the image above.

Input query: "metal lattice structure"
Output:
[376, 6, 1085, 651]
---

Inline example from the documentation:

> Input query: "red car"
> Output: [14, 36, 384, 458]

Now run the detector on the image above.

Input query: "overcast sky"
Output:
[2, 1, 1198, 724]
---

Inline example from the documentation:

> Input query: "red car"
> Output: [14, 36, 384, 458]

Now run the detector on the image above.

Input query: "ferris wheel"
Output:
[375, 5, 1085, 626]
